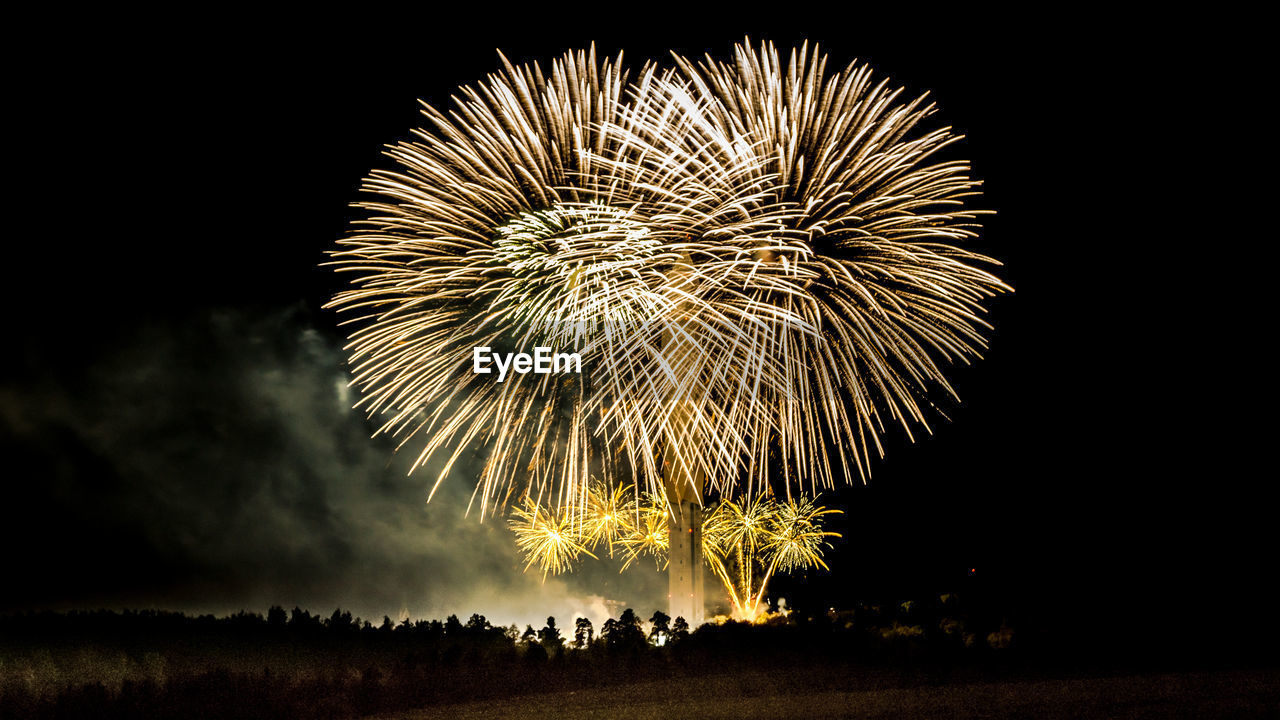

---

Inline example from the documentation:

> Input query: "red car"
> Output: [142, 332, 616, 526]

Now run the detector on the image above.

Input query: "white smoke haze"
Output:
[0, 305, 666, 630]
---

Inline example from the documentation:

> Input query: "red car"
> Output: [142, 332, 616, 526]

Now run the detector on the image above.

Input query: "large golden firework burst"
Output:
[327, 39, 1009, 516]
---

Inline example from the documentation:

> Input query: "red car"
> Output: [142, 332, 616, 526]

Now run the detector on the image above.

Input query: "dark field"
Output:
[375, 668, 1280, 720]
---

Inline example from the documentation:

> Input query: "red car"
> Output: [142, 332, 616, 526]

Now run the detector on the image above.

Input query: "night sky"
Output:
[4, 11, 1265, 651]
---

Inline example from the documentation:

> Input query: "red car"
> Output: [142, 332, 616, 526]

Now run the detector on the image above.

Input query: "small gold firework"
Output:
[507, 498, 597, 579]
[581, 481, 632, 556]
[768, 497, 842, 573]
[614, 491, 671, 570]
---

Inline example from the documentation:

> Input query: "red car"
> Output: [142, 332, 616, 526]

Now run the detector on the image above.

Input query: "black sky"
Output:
[4, 11, 1266, 649]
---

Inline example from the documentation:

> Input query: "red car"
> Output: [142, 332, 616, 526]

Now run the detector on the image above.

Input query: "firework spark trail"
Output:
[328, 39, 1010, 520]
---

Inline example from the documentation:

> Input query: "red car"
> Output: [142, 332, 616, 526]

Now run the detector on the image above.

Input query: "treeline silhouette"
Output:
[0, 595, 1037, 720]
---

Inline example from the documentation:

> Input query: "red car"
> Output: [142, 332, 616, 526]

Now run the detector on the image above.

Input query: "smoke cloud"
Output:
[0, 305, 665, 629]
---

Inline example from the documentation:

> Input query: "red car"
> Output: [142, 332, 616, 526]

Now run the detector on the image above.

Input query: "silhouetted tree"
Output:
[574, 617, 594, 649]
[444, 614, 464, 636]
[228, 610, 265, 629]
[602, 609, 646, 653]
[327, 608, 353, 632]
[538, 616, 563, 657]
[267, 606, 287, 629]
[649, 611, 670, 645]
[672, 616, 690, 641]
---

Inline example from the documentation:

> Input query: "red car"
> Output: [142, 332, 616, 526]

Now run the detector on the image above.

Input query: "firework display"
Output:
[508, 486, 840, 621]
[327, 39, 1008, 518]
